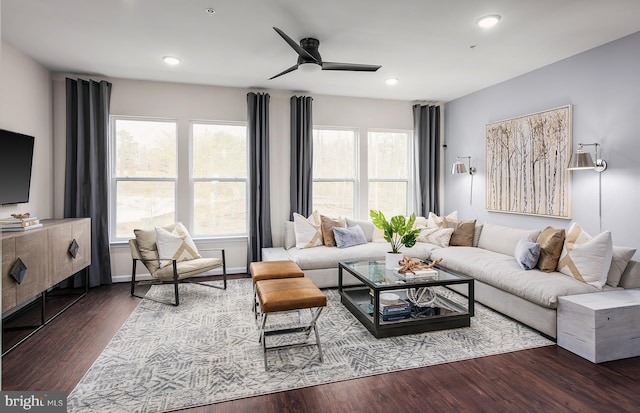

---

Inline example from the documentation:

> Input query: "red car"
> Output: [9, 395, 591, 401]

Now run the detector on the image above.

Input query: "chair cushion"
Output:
[153, 257, 222, 281]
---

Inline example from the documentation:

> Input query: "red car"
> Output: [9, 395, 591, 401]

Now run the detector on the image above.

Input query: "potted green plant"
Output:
[369, 210, 422, 269]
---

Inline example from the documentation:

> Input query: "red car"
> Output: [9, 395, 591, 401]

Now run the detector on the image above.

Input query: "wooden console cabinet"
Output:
[2, 218, 91, 313]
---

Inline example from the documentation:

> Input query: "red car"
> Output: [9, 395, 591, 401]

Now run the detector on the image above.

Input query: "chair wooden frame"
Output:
[129, 239, 227, 306]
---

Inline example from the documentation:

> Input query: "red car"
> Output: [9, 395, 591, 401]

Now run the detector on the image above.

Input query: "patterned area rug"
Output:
[68, 279, 553, 413]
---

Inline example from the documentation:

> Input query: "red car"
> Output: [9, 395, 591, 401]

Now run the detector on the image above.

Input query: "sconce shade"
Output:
[567, 151, 595, 170]
[452, 161, 467, 174]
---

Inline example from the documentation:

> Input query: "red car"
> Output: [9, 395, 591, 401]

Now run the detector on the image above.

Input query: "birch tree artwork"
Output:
[485, 105, 571, 218]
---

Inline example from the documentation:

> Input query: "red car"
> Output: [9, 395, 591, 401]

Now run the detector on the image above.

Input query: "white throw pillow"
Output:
[293, 211, 323, 249]
[427, 211, 458, 228]
[607, 246, 637, 287]
[557, 222, 613, 289]
[155, 223, 202, 268]
[416, 227, 455, 248]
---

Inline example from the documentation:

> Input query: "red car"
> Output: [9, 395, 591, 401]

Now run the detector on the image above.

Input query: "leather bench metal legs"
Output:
[255, 277, 327, 370]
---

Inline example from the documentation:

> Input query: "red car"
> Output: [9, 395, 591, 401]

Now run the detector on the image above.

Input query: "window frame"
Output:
[189, 119, 249, 237]
[311, 126, 360, 217]
[109, 115, 179, 242]
[366, 128, 414, 217]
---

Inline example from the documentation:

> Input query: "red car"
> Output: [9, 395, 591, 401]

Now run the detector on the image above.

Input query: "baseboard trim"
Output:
[111, 266, 247, 283]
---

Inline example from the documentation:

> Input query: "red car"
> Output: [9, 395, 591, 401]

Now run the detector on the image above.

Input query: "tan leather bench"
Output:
[255, 277, 327, 370]
[250, 260, 304, 317]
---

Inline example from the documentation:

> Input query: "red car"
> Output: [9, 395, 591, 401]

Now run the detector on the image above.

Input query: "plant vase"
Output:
[386, 252, 403, 270]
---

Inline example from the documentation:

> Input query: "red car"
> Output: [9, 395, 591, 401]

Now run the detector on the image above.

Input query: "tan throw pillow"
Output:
[293, 211, 323, 249]
[320, 215, 346, 247]
[557, 222, 613, 289]
[134, 223, 176, 274]
[443, 217, 476, 247]
[155, 223, 202, 268]
[536, 226, 565, 272]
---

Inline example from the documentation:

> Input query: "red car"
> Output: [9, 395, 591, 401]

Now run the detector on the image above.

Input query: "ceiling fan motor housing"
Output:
[298, 38, 322, 65]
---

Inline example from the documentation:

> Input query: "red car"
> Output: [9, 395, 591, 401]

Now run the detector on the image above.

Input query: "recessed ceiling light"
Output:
[476, 14, 501, 28]
[204, 8, 216, 15]
[385, 78, 399, 86]
[162, 56, 181, 65]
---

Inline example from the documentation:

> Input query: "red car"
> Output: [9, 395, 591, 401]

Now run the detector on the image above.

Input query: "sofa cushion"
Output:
[477, 223, 540, 257]
[429, 247, 601, 309]
[443, 217, 476, 247]
[514, 237, 540, 270]
[345, 218, 375, 242]
[607, 246, 637, 287]
[293, 211, 323, 249]
[134, 223, 177, 274]
[333, 226, 368, 248]
[286, 242, 437, 271]
[284, 221, 296, 250]
[536, 226, 566, 272]
[557, 222, 612, 289]
[417, 227, 454, 248]
[320, 215, 346, 247]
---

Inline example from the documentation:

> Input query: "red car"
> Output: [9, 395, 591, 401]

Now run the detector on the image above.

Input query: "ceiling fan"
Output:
[269, 27, 382, 80]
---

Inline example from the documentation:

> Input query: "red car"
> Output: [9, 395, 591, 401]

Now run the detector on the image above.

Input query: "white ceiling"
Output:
[3, 0, 640, 102]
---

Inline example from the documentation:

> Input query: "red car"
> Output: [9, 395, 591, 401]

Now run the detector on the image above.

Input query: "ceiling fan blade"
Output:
[321, 62, 382, 72]
[269, 64, 299, 80]
[273, 27, 317, 62]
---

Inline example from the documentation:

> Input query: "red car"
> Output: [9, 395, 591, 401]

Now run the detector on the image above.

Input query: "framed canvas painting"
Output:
[485, 105, 572, 218]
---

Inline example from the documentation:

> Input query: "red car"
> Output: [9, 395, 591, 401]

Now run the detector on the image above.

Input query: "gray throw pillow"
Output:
[514, 237, 541, 270]
[333, 226, 368, 248]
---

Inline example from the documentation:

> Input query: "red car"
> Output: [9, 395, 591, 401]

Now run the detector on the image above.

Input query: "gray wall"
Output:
[444, 31, 640, 257]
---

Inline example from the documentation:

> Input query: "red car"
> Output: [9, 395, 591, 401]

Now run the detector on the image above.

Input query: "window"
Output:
[312, 128, 357, 217]
[368, 130, 411, 216]
[191, 122, 248, 236]
[112, 118, 177, 239]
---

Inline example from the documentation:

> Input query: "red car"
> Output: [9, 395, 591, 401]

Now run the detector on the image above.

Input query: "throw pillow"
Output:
[345, 218, 375, 242]
[413, 216, 428, 229]
[606, 246, 637, 287]
[416, 227, 455, 248]
[293, 211, 323, 249]
[514, 236, 541, 270]
[134, 223, 176, 274]
[536, 226, 565, 272]
[427, 211, 458, 228]
[155, 223, 202, 268]
[442, 217, 476, 247]
[333, 225, 368, 248]
[320, 215, 346, 247]
[557, 222, 613, 289]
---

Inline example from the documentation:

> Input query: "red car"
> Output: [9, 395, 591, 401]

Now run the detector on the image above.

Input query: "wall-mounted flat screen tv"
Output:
[0, 128, 35, 205]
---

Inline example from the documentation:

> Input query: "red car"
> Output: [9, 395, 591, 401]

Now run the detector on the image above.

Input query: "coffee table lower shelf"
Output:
[341, 287, 471, 339]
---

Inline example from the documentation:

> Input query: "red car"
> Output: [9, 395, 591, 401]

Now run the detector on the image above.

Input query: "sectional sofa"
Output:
[263, 219, 640, 338]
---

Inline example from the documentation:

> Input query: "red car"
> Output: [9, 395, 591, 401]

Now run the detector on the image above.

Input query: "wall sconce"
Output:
[567, 143, 607, 172]
[452, 156, 476, 205]
[567, 143, 607, 232]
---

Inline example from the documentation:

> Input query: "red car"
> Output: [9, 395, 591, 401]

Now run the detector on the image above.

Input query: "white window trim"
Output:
[189, 120, 249, 237]
[367, 128, 415, 216]
[109, 115, 178, 243]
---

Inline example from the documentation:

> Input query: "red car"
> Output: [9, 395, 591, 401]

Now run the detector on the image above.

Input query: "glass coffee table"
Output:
[338, 260, 474, 338]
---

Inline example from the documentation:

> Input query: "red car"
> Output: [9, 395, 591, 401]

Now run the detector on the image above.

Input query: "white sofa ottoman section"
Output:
[557, 289, 640, 363]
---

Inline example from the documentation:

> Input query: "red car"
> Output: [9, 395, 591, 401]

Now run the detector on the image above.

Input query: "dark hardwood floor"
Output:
[3, 278, 640, 412]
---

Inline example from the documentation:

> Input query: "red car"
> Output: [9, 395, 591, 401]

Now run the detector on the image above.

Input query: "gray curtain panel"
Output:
[413, 104, 441, 216]
[64, 78, 113, 287]
[247, 92, 273, 263]
[290, 96, 314, 219]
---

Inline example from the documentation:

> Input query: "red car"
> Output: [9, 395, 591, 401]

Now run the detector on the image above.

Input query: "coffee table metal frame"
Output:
[338, 260, 474, 338]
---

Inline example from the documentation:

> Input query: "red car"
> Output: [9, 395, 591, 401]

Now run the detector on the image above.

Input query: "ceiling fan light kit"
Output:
[269, 27, 381, 80]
